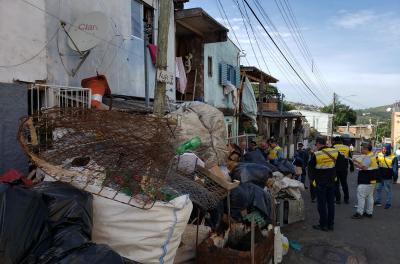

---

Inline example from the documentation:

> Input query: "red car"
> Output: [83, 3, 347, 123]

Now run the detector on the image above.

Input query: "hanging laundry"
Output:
[176, 57, 187, 94]
[147, 44, 157, 65]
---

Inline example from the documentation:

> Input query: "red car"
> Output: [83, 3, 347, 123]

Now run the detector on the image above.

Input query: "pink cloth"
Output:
[175, 57, 187, 94]
[147, 44, 157, 65]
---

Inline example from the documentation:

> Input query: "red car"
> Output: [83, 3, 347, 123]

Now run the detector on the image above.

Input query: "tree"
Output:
[282, 101, 296, 112]
[321, 101, 357, 127]
[376, 120, 391, 142]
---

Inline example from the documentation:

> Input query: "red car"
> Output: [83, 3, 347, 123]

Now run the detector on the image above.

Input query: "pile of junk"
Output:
[2, 102, 304, 264]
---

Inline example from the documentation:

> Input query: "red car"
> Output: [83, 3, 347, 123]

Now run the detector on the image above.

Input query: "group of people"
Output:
[307, 136, 399, 232]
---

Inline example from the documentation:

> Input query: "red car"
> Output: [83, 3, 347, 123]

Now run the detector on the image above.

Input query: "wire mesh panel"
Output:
[19, 108, 177, 209]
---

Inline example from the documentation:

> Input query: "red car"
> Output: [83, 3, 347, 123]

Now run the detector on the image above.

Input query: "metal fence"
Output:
[29, 84, 91, 115]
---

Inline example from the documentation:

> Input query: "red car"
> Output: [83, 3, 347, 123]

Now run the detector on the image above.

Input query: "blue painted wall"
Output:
[203, 39, 240, 109]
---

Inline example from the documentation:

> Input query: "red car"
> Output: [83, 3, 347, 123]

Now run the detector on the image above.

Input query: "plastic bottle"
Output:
[176, 137, 202, 154]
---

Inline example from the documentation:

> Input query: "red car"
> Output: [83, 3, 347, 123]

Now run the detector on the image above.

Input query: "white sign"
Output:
[157, 69, 174, 85]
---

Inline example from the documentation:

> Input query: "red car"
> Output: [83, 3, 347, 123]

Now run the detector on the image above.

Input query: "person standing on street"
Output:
[294, 143, 309, 187]
[375, 144, 398, 209]
[268, 138, 284, 165]
[333, 137, 355, 204]
[352, 143, 379, 219]
[308, 137, 343, 231]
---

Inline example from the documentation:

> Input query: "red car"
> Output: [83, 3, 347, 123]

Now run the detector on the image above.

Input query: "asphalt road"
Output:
[282, 170, 400, 264]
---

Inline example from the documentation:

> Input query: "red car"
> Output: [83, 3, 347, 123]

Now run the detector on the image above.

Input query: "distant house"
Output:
[292, 110, 333, 136]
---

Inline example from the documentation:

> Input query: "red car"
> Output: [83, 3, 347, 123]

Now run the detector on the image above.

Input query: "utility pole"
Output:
[153, 0, 173, 116]
[331, 92, 336, 140]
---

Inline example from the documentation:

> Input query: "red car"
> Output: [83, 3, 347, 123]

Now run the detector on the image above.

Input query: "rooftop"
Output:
[175, 8, 228, 43]
[259, 111, 303, 118]
[240, 66, 279, 83]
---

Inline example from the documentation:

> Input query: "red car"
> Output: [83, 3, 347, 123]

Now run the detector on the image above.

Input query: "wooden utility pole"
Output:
[153, 0, 173, 116]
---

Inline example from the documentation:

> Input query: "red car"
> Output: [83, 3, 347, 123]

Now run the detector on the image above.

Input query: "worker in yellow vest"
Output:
[267, 139, 284, 165]
[375, 144, 398, 209]
[333, 137, 355, 204]
[352, 143, 379, 219]
[308, 137, 344, 231]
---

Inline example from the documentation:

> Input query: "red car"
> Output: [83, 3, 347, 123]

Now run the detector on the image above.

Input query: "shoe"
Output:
[328, 225, 334, 231]
[384, 204, 391, 209]
[363, 213, 373, 218]
[311, 199, 316, 203]
[313, 225, 328, 231]
[352, 213, 363, 219]
[344, 200, 349, 204]
[336, 200, 341, 205]
[305, 186, 309, 189]
[374, 202, 382, 207]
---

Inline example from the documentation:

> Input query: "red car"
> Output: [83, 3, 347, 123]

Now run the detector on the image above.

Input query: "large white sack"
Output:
[169, 102, 228, 168]
[92, 194, 193, 264]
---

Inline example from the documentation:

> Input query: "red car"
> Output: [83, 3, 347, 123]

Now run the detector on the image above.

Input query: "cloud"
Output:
[333, 10, 376, 29]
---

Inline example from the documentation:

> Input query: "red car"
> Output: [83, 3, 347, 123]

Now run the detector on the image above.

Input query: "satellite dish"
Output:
[67, 12, 108, 52]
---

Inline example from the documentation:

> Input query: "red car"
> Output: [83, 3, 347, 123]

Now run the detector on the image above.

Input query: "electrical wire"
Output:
[215, 0, 251, 66]
[0, 29, 59, 68]
[251, 0, 329, 103]
[243, 0, 327, 106]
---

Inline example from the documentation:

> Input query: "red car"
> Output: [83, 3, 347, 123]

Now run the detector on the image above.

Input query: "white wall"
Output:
[0, 0, 175, 100]
[203, 39, 239, 108]
[293, 110, 333, 135]
[0, 0, 47, 83]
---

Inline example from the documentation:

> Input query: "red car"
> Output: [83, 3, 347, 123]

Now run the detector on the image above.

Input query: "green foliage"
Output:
[376, 120, 391, 141]
[252, 83, 279, 101]
[321, 101, 357, 127]
[282, 101, 296, 112]
[356, 105, 391, 124]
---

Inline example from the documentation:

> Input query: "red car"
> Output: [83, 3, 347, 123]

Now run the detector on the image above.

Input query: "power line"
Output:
[0, 29, 59, 68]
[251, 0, 329, 104]
[243, 0, 327, 106]
[215, 0, 251, 65]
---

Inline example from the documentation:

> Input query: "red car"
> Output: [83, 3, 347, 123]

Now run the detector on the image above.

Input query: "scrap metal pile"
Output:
[18, 108, 177, 208]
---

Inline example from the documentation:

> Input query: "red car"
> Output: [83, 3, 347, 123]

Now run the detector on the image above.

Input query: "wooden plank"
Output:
[195, 165, 240, 191]
[26, 117, 38, 146]
[176, 20, 205, 38]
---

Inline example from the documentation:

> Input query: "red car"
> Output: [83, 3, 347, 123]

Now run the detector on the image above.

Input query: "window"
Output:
[131, 0, 143, 39]
[208, 56, 213, 77]
[219, 63, 240, 87]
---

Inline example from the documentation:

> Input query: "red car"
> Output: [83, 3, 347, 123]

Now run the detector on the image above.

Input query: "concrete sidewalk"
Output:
[282, 171, 400, 264]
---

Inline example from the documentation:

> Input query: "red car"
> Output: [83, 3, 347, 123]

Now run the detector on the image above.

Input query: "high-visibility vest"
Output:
[377, 153, 395, 168]
[268, 146, 282, 160]
[363, 152, 379, 170]
[315, 148, 339, 169]
[334, 144, 350, 159]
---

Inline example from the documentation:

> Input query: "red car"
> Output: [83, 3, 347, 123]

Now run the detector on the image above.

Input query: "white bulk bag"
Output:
[92, 194, 193, 264]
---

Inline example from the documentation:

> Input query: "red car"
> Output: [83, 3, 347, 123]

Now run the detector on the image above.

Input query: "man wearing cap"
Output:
[333, 137, 355, 204]
[375, 144, 398, 209]
[308, 137, 344, 231]
[352, 143, 379, 219]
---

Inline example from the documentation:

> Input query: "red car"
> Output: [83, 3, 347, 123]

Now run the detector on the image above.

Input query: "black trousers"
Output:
[316, 184, 335, 227]
[335, 170, 349, 202]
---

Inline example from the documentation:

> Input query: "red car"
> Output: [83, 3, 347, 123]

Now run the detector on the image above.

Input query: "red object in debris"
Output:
[0, 169, 33, 186]
[81, 75, 111, 109]
[147, 44, 157, 65]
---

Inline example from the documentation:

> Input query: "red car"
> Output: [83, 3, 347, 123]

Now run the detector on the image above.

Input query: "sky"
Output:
[186, 0, 400, 109]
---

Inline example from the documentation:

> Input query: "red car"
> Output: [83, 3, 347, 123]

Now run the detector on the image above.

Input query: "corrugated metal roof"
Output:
[259, 111, 303, 118]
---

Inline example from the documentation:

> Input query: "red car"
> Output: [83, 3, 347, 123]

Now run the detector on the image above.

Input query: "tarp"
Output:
[241, 77, 258, 130]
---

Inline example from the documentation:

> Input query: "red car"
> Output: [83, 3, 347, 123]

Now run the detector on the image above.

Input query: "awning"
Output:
[175, 8, 228, 43]
[240, 66, 279, 83]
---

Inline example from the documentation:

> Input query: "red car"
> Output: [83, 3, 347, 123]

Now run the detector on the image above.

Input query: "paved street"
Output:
[283, 171, 400, 264]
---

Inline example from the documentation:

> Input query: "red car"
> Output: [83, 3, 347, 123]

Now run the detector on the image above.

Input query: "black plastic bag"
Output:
[229, 182, 272, 222]
[231, 163, 272, 187]
[0, 184, 50, 264]
[243, 149, 267, 165]
[276, 159, 296, 175]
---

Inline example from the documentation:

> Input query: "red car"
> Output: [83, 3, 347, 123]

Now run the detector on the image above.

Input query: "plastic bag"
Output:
[231, 163, 272, 187]
[276, 160, 296, 175]
[0, 184, 50, 264]
[243, 149, 267, 165]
